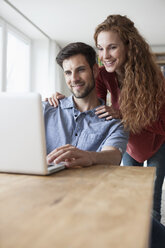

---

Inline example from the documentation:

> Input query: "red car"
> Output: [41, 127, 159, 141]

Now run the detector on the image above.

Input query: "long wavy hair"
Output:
[94, 15, 165, 133]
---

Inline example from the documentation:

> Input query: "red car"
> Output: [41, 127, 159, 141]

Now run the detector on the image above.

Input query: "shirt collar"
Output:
[60, 95, 105, 114]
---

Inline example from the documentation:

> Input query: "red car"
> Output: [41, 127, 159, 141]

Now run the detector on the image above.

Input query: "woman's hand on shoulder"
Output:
[95, 105, 121, 120]
[45, 92, 65, 107]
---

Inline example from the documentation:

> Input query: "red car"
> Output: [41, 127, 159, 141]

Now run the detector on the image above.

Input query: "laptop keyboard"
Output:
[48, 162, 66, 173]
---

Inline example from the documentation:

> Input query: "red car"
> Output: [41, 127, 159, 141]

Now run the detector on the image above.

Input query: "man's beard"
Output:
[70, 75, 95, 99]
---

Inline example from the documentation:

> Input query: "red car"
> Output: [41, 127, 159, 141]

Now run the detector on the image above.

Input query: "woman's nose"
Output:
[103, 49, 111, 59]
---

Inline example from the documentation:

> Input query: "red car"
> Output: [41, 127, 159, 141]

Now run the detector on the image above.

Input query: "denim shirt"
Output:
[43, 96, 129, 155]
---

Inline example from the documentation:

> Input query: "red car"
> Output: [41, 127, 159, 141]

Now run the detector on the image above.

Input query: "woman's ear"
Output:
[92, 63, 99, 79]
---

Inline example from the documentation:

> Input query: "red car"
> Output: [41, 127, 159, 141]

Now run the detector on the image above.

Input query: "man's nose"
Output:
[71, 72, 80, 82]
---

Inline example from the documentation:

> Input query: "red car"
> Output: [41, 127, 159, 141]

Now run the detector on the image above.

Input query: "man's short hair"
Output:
[56, 42, 96, 69]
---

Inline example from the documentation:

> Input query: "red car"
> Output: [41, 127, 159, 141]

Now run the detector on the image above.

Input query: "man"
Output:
[44, 42, 129, 167]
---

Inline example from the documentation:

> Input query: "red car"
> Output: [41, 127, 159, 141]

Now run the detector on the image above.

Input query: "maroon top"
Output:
[96, 66, 165, 162]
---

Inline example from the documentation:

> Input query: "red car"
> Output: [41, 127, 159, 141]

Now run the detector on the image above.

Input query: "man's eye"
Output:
[77, 67, 85, 73]
[65, 71, 71, 75]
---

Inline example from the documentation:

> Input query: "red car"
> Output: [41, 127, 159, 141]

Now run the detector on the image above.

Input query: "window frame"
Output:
[0, 17, 31, 92]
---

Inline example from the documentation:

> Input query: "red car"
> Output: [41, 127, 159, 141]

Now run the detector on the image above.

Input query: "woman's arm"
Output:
[95, 70, 108, 103]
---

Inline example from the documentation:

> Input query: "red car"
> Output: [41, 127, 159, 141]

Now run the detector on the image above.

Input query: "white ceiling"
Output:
[0, 0, 165, 48]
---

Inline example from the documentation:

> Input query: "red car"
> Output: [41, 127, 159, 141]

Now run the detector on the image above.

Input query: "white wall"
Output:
[31, 39, 49, 96]
[151, 45, 165, 53]
[48, 40, 70, 97]
[30, 39, 70, 99]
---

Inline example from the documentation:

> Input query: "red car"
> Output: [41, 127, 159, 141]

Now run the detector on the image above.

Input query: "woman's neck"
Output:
[115, 69, 125, 89]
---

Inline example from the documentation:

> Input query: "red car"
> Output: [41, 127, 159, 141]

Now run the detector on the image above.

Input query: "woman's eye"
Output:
[111, 46, 117, 50]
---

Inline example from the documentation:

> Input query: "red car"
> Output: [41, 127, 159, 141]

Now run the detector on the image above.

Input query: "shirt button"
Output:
[74, 115, 77, 117]
[75, 133, 78, 136]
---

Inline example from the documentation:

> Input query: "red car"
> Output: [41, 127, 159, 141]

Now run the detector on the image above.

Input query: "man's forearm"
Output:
[89, 147, 122, 166]
[47, 145, 122, 168]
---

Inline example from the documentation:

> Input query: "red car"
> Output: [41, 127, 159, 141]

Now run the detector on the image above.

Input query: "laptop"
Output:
[0, 92, 66, 175]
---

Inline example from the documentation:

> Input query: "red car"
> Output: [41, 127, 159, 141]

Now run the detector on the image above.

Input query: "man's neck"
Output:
[73, 90, 100, 112]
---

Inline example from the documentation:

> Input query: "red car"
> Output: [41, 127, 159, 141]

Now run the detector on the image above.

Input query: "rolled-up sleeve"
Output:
[102, 120, 129, 155]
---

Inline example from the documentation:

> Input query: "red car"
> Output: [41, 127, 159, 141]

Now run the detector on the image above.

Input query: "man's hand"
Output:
[45, 92, 65, 107]
[47, 144, 93, 168]
[95, 105, 121, 120]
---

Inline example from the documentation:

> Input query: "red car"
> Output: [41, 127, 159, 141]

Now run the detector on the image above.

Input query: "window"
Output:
[0, 18, 31, 92]
[7, 30, 30, 92]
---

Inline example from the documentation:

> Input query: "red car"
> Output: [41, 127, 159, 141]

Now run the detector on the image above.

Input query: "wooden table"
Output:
[0, 165, 155, 248]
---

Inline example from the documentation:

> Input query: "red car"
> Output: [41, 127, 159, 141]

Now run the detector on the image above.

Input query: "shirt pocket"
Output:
[77, 131, 103, 151]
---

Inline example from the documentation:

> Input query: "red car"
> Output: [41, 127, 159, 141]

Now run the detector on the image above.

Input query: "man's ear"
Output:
[92, 63, 99, 79]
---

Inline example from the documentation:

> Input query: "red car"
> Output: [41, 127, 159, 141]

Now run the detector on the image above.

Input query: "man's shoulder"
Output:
[42, 96, 73, 112]
[42, 101, 57, 113]
[59, 96, 74, 109]
[98, 117, 123, 130]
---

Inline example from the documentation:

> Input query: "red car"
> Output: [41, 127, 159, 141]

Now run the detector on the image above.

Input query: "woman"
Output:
[94, 14, 165, 222]
[48, 15, 165, 222]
